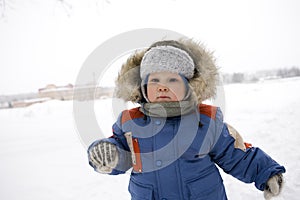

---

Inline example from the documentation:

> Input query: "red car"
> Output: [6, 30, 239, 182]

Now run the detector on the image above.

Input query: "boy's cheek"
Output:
[147, 89, 156, 102]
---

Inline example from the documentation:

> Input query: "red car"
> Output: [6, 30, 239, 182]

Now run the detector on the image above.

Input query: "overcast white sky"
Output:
[0, 0, 300, 94]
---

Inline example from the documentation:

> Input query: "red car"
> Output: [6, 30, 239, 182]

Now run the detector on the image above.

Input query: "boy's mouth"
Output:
[157, 96, 171, 100]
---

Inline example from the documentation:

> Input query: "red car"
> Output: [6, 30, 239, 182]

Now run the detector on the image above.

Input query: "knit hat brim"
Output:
[140, 45, 195, 79]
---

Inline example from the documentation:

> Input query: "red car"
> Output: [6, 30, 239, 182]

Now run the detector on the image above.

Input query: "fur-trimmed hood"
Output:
[114, 39, 218, 103]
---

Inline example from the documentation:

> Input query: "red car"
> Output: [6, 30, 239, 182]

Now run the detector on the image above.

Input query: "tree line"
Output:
[222, 66, 300, 84]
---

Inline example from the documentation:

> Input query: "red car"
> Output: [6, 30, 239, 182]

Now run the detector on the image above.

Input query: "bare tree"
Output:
[0, 0, 7, 18]
[55, 0, 72, 17]
[232, 73, 245, 83]
[0, 0, 73, 18]
[0, 0, 112, 19]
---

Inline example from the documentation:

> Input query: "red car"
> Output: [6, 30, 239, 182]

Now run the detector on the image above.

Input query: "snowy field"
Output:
[0, 77, 300, 200]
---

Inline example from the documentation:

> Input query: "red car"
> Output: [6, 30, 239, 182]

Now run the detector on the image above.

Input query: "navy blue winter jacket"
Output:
[89, 104, 285, 200]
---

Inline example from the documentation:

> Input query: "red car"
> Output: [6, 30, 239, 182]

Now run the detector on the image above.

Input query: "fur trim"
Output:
[114, 39, 219, 103]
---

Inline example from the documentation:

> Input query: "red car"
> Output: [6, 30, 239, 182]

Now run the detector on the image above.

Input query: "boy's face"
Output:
[147, 71, 186, 102]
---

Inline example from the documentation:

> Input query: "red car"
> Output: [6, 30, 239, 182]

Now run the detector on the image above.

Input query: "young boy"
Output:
[88, 39, 285, 200]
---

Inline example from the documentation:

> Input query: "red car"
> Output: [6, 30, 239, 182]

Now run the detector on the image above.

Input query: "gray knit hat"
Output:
[140, 45, 195, 79]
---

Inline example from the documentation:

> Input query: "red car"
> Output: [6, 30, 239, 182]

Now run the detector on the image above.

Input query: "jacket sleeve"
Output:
[209, 108, 286, 191]
[88, 112, 132, 175]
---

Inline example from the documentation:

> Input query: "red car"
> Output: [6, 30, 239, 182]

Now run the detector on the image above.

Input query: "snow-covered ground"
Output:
[0, 77, 299, 200]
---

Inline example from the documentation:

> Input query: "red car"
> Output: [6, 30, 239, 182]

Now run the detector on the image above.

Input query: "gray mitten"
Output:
[264, 173, 283, 200]
[88, 141, 119, 174]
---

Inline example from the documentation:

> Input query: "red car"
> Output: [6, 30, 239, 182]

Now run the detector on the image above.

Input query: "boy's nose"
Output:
[158, 85, 169, 92]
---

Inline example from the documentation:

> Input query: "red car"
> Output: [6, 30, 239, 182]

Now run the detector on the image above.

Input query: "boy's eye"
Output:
[169, 78, 178, 82]
[149, 78, 159, 83]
